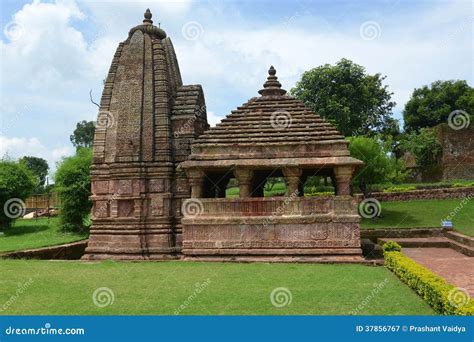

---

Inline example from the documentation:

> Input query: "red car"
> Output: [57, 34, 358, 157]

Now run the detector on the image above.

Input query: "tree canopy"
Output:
[348, 136, 406, 195]
[70, 120, 95, 149]
[54, 148, 93, 232]
[290, 58, 397, 137]
[0, 159, 36, 229]
[403, 80, 473, 132]
[19, 156, 49, 192]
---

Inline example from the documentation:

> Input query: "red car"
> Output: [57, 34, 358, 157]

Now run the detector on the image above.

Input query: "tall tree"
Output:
[403, 80, 473, 132]
[19, 156, 49, 192]
[290, 58, 397, 137]
[70, 120, 95, 149]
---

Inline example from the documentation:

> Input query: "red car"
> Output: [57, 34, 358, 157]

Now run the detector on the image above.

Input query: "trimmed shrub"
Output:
[54, 148, 92, 232]
[382, 241, 402, 253]
[0, 160, 36, 230]
[384, 251, 474, 315]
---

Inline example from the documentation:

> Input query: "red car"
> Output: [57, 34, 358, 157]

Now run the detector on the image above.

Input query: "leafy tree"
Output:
[403, 80, 474, 132]
[19, 156, 49, 192]
[348, 136, 406, 195]
[401, 128, 442, 170]
[54, 148, 92, 232]
[0, 159, 36, 230]
[290, 58, 397, 137]
[70, 120, 95, 149]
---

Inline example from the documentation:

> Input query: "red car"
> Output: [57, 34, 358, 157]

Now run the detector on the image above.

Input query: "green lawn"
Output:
[0, 217, 87, 253]
[361, 199, 474, 236]
[0, 260, 434, 315]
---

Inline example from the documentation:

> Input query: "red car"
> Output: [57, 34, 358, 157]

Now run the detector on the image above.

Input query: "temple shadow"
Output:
[368, 208, 424, 228]
[3, 222, 50, 236]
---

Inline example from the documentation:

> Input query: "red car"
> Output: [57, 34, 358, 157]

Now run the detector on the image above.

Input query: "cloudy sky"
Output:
[0, 0, 472, 174]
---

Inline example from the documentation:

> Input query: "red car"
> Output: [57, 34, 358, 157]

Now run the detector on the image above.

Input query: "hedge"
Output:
[384, 250, 474, 315]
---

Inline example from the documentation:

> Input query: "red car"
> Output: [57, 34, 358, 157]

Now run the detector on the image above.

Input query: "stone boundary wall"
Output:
[0, 240, 87, 260]
[355, 186, 474, 202]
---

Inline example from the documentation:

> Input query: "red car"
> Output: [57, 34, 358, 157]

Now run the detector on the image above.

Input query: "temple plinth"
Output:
[179, 66, 364, 262]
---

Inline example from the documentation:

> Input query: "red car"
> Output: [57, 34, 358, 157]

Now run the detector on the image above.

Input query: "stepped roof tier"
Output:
[180, 66, 362, 170]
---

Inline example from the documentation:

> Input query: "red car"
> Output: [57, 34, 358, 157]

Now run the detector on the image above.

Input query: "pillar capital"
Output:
[233, 168, 253, 184]
[334, 166, 354, 179]
[186, 168, 205, 180]
[282, 167, 303, 178]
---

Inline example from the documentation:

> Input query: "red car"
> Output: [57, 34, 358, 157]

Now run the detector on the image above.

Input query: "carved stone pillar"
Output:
[334, 166, 354, 196]
[186, 169, 205, 198]
[234, 168, 253, 198]
[283, 167, 302, 196]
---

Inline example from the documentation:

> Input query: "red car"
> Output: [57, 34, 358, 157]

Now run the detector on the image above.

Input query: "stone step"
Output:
[361, 228, 444, 240]
[378, 237, 474, 257]
[448, 239, 474, 257]
[377, 237, 451, 248]
[444, 230, 474, 247]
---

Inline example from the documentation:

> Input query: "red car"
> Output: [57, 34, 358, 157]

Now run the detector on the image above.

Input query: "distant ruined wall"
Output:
[437, 124, 474, 181]
[355, 186, 474, 202]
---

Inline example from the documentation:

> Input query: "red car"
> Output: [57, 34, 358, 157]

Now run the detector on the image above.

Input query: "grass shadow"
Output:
[362, 208, 424, 228]
[3, 222, 50, 236]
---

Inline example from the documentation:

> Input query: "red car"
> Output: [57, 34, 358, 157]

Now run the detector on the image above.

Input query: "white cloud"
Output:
[0, 0, 471, 171]
[0, 135, 73, 174]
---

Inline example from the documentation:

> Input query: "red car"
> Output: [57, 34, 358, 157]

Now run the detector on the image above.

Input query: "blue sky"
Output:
[1, 0, 472, 174]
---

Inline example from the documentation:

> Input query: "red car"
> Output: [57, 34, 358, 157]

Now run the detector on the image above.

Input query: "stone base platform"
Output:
[181, 254, 373, 264]
[81, 252, 181, 261]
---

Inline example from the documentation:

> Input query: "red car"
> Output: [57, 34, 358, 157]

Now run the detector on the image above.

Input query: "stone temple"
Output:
[83, 10, 364, 261]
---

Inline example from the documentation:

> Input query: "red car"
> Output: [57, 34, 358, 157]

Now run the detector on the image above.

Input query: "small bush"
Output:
[0, 159, 36, 230]
[54, 148, 92, 232]
[382, 241, 402, 253]
[384, 251, 474, 315]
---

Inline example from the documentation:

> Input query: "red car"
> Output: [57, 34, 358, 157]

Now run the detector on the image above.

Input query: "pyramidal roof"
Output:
[180, 67, 362, 170]
[193, 66, 345, 147]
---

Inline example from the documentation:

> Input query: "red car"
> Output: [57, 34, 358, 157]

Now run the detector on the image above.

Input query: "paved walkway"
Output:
[403, 248, 474, 296]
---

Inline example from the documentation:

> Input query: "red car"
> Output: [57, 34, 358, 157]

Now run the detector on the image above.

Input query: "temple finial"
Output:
[143, 8, 153, 24]
[258, 66, 287, 96]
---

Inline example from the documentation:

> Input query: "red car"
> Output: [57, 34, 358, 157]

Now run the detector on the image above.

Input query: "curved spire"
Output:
[258, 66, 287, 96]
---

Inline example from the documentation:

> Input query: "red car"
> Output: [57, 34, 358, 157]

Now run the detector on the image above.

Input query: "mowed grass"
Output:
[0, 218, 87, 253]
[0, 260, 434, 315]
[361, 199, 474, 236]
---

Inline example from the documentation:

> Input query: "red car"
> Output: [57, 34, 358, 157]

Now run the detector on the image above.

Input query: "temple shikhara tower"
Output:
[84, 9, 363, 261]
[83, 10, 208, 260]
